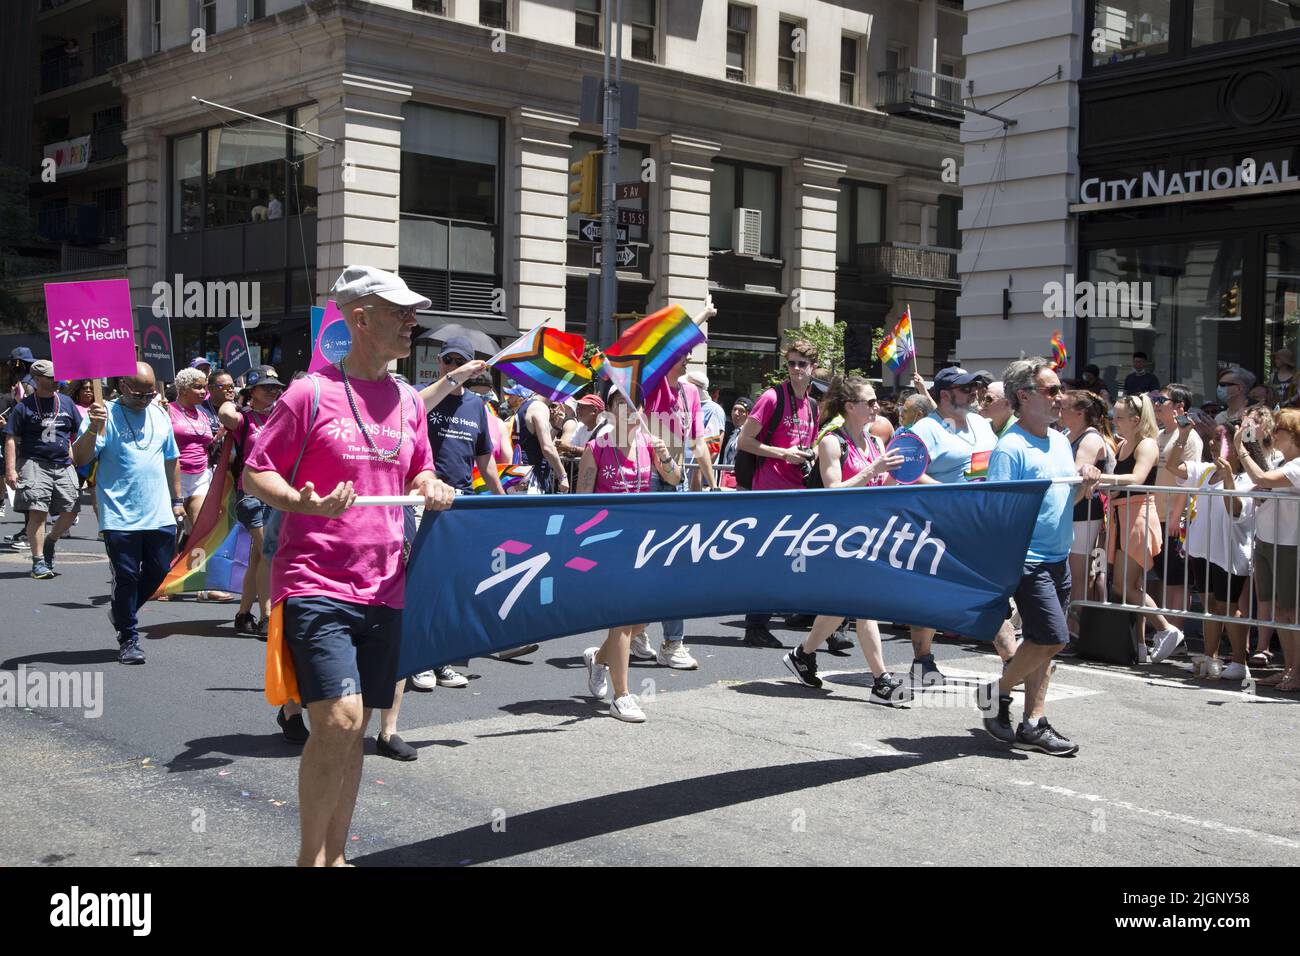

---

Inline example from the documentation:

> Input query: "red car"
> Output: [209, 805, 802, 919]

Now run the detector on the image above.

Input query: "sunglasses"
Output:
[122, 388, 157, 400]
[441, 354, 467, 367]
[1029, 385, 1064, 397]
[786, 359, 811, 369]
[1151, 395, 1170, 405]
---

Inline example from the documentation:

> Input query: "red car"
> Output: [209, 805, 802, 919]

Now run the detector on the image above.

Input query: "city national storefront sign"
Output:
[1080, 160, 1298, 204]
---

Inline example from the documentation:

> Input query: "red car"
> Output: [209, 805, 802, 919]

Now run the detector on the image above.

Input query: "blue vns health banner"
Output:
[399, 481, 1051, 676]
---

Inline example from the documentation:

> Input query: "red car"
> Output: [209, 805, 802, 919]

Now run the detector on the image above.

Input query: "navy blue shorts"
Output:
[282, 596, 403, 709]
[1014, 559, 1072, 646]
[235, 493, 273, 530]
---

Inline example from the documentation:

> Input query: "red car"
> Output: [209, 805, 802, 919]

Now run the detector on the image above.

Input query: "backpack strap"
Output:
[763, 383, 788, 446]
[286, 374, 320, 487]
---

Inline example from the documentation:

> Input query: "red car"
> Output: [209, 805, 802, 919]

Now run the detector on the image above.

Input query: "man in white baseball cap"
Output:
[331, 265, 432, 311]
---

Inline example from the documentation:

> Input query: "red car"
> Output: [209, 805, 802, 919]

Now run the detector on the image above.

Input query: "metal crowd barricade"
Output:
[1071, 479, 1300, 635]
[551, 457, 734, 493]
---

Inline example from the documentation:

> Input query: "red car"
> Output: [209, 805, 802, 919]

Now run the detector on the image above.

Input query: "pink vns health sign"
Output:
[43, 278, 139, 380]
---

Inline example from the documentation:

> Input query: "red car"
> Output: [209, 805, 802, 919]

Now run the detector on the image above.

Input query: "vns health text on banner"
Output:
[399, 481, 1051, 676]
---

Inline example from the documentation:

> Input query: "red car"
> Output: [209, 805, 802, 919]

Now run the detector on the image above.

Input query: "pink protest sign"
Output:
[44, 279, 138, 380]
[308, 300, 350, 373]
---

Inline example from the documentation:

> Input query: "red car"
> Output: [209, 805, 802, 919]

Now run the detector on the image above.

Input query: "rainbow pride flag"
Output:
[594, 304, 704, 405]
[152, 440, 250, 598]
[1049, 330, 1068, 372]
[876, 306, 915, 374]
[491, 326, 591, 402]
[471, 462, 533, 494]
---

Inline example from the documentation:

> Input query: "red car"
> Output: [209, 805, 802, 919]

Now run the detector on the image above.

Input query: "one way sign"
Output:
[593, 245, 637, 268]
[577, 218, 628, 243]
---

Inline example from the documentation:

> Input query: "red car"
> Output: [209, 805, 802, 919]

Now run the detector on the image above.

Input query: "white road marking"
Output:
[1007, 779, 1300, 851]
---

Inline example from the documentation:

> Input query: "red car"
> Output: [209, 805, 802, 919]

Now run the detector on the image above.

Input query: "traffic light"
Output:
[569, 151, 600, 215]
[1221, 283, 1240, 317]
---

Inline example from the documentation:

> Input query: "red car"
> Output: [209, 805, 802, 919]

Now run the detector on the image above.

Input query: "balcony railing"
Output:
[876, 67, 964, 121]
[854, 242, 959, 288]
[3, 245, 126, 280]
[38, 27, 123, 93]
[90, 123, 126, 161]
[36, 203, 124, 245]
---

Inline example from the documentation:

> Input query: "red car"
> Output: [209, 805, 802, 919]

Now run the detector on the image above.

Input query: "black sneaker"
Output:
[743, 626, 783, 648]
[276, 706, 309, 744]
[910, 653, 946, 687]
[376, 733, 418, 761]
[234, 611, 258, 637]
[826, 625, 855, 653]
[42, 537, 56, 570]
[1014, 719, 1079, 756]
[976, 681, 1014, 742]
[117, 640, 146, 665]
[782, 646, 822, 688]
[869, 672, 912, 707]
[784, 613, 815, 629]
[256, 617, 268, 642]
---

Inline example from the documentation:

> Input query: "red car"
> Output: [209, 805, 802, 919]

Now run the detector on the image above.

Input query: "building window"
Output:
[839, 35, 858, 105]
[936, 194, 961, 250]
[1264, 233, 1300, 379]
[413, 0, 445, 14]
[710, 160, 779, 258]
[200, 0, 217, 36]
[836, 183, 884, 264]
[885, 45, 907, 73]
[252, 0, 265, 19]
[1089, 1, 1171, 67]
[726, 4, 751, 83]
[777, 19, 803, 94]
[1193, 0, 1300, 46]
[172, 131, 203, 233]
[400, 104, 501, 282]
[480, 0, 507, 30]
[207, 112, 289, 228]
[576, 0, 601, 49]
[629, 0, 656, 62]
[152, 0, 162, 52]
[289, 103, 320, 216]
[1085, 240, 1246, 402]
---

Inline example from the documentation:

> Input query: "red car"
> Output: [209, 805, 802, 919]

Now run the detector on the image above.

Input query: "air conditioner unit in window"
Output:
[733, 207, 762, 256]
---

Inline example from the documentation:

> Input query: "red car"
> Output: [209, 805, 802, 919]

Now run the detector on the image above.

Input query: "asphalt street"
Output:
[3, 508, 1298, 867]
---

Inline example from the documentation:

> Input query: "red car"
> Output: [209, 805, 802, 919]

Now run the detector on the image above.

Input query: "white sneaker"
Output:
[629, 631, 655, 660]
[434, 665, 469, 688]
[657, 640, 698, 670]
[409, 670, 438, 691]
[1135, 639, 1151, 664]
[584, 646, 610, 700]
[1205, 658, 1223, 679]
[1150, 627, 1185, 663]
[1220, 661, 1249, 681]
[609, 694, 646, 722]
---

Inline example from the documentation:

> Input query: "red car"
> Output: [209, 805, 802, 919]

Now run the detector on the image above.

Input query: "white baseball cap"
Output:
[330, 265, 431, 310]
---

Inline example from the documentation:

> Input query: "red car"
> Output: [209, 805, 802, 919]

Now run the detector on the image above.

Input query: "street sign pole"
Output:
[597, 0, 623, 349]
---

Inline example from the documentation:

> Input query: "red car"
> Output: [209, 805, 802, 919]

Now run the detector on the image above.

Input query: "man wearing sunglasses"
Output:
[904, 366, 996, 686]
[5, 359, 84, 578]
[72, 362, 184, 665]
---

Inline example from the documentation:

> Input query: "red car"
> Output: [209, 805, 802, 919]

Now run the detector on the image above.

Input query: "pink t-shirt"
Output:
[244, 366, 435, 609]
[642, 378, 702, 453]
[834, 430, 887, 487]
[590, 432, 653, 494]
[748, 383, 817, 490]
[234, 407, 271, 493]
[168, 402, 215, 474]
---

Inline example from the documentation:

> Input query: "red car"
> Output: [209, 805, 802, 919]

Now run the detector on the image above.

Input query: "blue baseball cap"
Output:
[245, 365, 284, 389]
[9, 347, 35, 363]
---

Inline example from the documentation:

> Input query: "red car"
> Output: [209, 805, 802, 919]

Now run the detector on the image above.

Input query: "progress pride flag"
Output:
[44, 278, 138, 380]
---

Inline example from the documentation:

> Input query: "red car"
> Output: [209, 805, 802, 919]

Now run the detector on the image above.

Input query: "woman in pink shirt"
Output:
[575, 389, 682, 723]
[781, 376, 910, 706]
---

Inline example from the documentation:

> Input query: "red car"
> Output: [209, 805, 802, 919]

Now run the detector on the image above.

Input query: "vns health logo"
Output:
[475, 509, 624, 619]
[53, 319, 80, 344]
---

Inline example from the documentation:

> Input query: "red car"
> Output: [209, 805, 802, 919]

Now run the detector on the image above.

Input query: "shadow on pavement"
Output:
[725, 680, 855, 702]
[497, 696, 600, 726]
[3, 648, 120, 668]
[140, 620, 246, 641]
[166, 732, 301, 772]
[350, 739, 1001, 866]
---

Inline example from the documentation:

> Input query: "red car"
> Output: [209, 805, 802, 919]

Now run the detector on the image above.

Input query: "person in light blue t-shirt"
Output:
[72, 362, 183, 666]
[977, 358, 1100, 758]
[900, 366, 998, 688]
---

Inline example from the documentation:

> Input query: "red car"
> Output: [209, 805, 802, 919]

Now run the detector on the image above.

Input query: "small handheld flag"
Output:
[471, 462, 533, 494]
[876, 306, 915, 374]
[1049, 330, 1068, 372]
[491, 326, 591, 402]
[594, 304, 704, 406]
